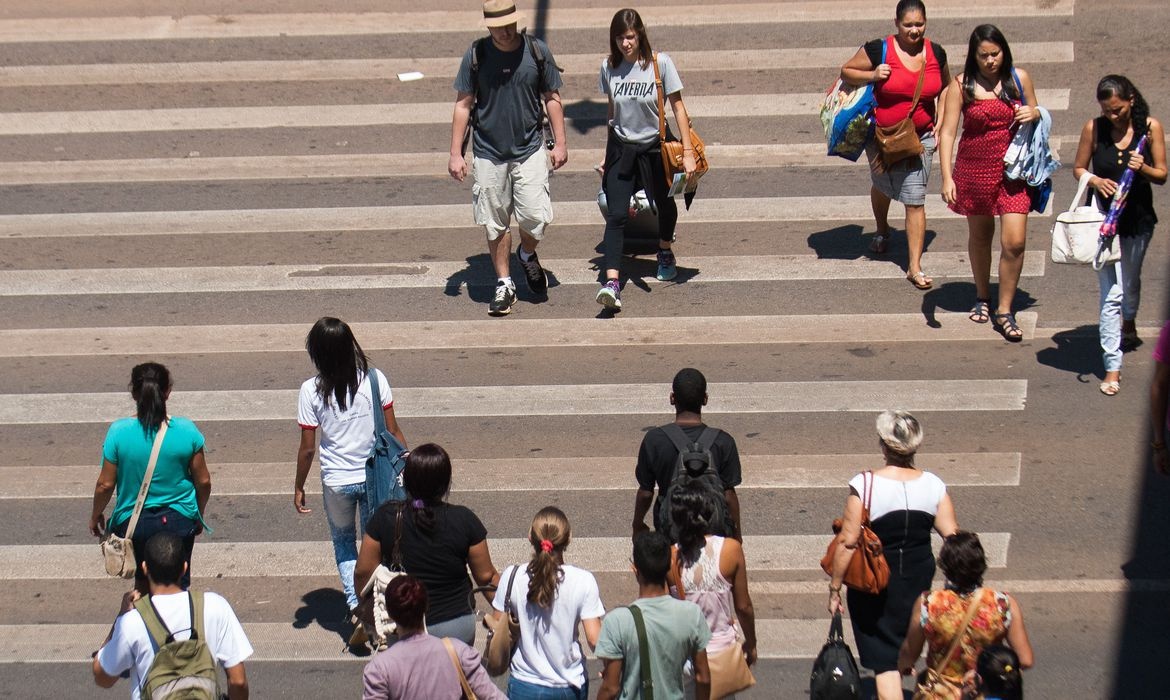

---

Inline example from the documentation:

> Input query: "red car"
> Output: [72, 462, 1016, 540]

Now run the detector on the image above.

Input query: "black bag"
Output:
[657, 424, 734, 541]
[810, 613, 862, 700]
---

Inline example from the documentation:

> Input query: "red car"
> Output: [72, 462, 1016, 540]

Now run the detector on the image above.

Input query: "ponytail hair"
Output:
[976, 644, 1023, 700]
[669, 481, 717, 564]
[525, 507, 571, 608]
[305, 317, 369, 411]
[1097, 74, 1151, 138]
[129, 362, 171, 434]
[402, 443, 452, 534]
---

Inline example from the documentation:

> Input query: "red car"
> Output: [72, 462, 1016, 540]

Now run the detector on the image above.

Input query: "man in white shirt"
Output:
[92, 532, 253, 699]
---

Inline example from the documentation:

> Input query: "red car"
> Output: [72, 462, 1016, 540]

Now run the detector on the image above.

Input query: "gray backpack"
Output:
[657, 424, 734, 542]
[134, 592, 222, 700]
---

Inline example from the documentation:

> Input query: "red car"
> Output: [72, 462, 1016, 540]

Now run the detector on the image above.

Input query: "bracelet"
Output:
[829, 584, 842, 593]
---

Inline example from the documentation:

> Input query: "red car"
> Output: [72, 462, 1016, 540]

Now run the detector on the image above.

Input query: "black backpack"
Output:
[809, 613, 862, 700]
[461, 31, 563, 155]
[657, 424, 734, 542]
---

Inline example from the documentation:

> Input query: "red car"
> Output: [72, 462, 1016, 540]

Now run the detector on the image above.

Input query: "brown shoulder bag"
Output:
[653, 52, 709, 190]
[873, 42, 928, 171]
[820, 470, 890, 594]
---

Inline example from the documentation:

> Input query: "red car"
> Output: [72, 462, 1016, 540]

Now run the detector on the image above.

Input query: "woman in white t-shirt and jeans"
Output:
[295, 317, 408, 614]
[490, 506, 605, 700]
[596, 7, 697, 310]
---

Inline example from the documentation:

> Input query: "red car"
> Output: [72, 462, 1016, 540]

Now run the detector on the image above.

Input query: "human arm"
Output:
[467, 539, 501, 599]
[354, 533, 383, 597]
[723, 537, 757, 665]
[827, 492, 863, 614]
[897, 594, 928, 675]
[544, 89, 568, 169]
[1073, 119, 1118, 197]
[724, 488, 742, 541]
[581, 617, 602, 651]
[933, 62, 952, 138]
[383, 404, 407, 451]
[933, 492, 959, 537]
[596, 658, 624, 700]
[1131, 118, 1168, 185]
[692, 649, 711, 700]
[667, 92, 696, 178]
[938, 76, 963, 205]
[448, 92, 474, 181]
[92, 591, 141, 688]
[89, 458, 119, 537]
[840, 44, 889, 86]
[632, 489, 654, 540]
[294, 428, 316, 514]
[189, 448, 211, 520]
[1152, 350, 1170, 475]
[1013, 67, 1040, 124]
[224, 663, 249, 700]
[1004, 593, 1035, 668]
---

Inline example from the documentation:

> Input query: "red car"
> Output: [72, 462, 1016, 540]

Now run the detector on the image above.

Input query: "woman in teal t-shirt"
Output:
[89, 362, 211, 592]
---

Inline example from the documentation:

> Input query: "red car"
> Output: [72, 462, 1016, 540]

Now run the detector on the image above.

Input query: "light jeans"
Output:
[1097, 220, 1155, 372]
[321, 480, 373, 610]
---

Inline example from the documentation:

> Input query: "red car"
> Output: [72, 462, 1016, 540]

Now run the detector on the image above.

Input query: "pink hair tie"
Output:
[540, 539, 554, 553]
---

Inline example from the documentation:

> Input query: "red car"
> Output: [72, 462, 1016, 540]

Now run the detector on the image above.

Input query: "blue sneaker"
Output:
[656, 249, 677, 281]
[595, 279, 622, 309]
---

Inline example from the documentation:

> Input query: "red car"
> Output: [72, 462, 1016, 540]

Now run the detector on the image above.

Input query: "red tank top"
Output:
[873, 36, 943, 133]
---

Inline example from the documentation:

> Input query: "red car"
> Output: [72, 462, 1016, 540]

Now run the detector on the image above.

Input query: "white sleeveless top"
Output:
[676, 536, 738, 654]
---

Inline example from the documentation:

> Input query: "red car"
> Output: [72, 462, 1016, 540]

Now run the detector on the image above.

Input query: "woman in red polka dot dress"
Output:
[938, 25, 1040, 342]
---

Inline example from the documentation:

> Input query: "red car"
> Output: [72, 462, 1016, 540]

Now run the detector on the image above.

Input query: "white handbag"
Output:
[1050, 172, 1119, 268]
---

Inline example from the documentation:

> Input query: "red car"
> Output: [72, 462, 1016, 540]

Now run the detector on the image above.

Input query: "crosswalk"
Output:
[0, 0, 1135, 696]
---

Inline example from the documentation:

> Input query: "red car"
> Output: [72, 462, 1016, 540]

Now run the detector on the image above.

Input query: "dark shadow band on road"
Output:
[1111, 285, 1170, 698]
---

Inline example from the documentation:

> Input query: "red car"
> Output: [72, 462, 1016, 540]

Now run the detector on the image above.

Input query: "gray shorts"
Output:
[471, 148, 553, 241]
[869, 132, 936, 206]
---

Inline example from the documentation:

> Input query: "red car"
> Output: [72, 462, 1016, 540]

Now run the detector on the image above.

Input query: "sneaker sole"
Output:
[656, 268, 677, 281]
[488, 305, 513, 316]
[595, 290, 622, 310]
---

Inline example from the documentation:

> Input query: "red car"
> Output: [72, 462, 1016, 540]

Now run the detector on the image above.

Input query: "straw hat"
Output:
[482, 0, 523, 28]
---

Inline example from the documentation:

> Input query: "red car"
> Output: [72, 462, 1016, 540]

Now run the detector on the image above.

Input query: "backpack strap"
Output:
[189, 591, 205, 642]
[661, 423, 692, 455]
[628, 605, 654, 700]
[135, 594, 173, 649]
[695, 427, 719, 452]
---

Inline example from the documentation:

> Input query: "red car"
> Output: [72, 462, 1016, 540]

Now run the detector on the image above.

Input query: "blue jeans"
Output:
[112, 506, 198, 590]
[1097, 221, 1154, 372]
[507, 677, 588, 700]
[321, 481, 373, 609]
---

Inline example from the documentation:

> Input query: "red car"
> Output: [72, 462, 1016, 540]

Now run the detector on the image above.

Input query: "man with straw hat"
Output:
[449, 1, 567, 316]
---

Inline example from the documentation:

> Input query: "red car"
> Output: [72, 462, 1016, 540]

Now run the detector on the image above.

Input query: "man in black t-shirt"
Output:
[631, 368, 743, 541]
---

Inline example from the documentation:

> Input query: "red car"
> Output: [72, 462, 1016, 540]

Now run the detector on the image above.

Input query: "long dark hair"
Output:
[976, 645, 1023, 700]
[525, 507, 570, 608]
[402, 443, 452, 535]
[305, 317, 369, 411]
[670, 481, 718, 565]
[1097, 74, 1151, 138]
[962, 24, 1018, 104]
[608, 8, 652, 69]
[129, 362, 171, 434]
[895, 0, 926, 21]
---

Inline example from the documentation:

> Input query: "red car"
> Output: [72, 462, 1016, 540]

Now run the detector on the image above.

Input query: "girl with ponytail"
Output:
[668, 481, 758, 696]
[1074, 75, 1167, 396]
[89, 362, 212, 593]
[489, 507, 604, 699]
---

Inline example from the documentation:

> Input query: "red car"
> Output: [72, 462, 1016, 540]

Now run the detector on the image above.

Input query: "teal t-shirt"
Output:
[595, 594, 711, 699]
[102, 416, 205, 529]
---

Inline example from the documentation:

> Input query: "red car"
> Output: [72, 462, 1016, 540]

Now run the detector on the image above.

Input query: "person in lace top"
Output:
[898, 531, 1033, 690]
[667, 481, 757, 698]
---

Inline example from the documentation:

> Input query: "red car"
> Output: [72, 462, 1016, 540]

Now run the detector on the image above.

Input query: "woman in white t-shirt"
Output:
[595, 7, 697, 311]
[490, 506, 604, 699]
[294, 317, 407, 615]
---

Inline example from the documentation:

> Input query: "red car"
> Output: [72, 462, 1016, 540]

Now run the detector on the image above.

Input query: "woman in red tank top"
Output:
[841, 0, 950, 290]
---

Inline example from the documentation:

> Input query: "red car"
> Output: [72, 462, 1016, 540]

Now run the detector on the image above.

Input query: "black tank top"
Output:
[1091, 116, 1157, 233]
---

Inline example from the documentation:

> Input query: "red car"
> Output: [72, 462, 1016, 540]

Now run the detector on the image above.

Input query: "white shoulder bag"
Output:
[1050, 171, 1120, 267]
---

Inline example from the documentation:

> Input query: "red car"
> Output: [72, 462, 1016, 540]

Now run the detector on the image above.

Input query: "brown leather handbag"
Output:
[653, 52, 709, 189]
[873, 53, 927, 171]
[820, 470, 890, 595]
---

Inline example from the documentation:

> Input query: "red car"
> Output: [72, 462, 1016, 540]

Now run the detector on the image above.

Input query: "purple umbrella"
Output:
[1100, 133, 1149, 239]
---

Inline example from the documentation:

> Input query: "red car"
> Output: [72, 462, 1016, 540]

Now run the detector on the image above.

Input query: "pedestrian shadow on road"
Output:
[293, 587, 358, 650]
[444, 253, 558, 304]
[919, 282, 1038, 329]
[561, 98, 607, 137]
[805, 224, 938, 266]
[1035, 325, 1103, 381]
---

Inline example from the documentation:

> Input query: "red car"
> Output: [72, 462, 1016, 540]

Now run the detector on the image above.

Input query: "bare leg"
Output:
[488, 229, 513, 279]
[967, 214, 996, 302]
[905, 205, 929, 284]
[870, 186, 892, 253]
[996, 213, 1028, 316]
[874, 670, 904, 700]
[517, 229, 539, 256]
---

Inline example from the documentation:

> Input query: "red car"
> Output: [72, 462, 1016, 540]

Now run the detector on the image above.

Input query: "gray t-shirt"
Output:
[595, 594, 710, 699]
[599, 53, 683, 145]
[454, 36, 563, 163]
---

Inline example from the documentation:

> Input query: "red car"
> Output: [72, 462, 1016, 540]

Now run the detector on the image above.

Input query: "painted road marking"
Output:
[0, 453, 1021, 498]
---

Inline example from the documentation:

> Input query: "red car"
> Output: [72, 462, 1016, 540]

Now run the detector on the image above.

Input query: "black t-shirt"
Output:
[863, 37, 947, 73]
[1091, 116, 1157, 231]
[635, 423, 743, 527]
[365, 501, 488, 624]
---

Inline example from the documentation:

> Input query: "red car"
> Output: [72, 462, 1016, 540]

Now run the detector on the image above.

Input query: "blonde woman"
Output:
[491, 507, 605, 699]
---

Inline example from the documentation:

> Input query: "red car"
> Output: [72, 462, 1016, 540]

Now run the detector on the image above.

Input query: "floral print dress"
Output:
[920, 588, 1012, 683]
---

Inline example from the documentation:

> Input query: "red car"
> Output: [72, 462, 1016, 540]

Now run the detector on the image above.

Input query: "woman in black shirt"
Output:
[1073, 75, 1167, 396]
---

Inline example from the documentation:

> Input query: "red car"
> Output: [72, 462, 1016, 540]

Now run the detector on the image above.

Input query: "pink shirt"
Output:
[361, 633, 506, 700]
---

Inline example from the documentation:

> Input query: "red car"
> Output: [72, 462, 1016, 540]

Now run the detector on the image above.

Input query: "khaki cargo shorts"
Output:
[471, 148, 554, 241]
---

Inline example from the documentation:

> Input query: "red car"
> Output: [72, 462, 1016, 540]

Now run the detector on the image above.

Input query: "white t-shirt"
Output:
[599, 52, 683, 144]
[849, 470, 947, 520]
[97, 591, 253, 700]
[297, 369, 393, 488]
[491, 563, 606, 689]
